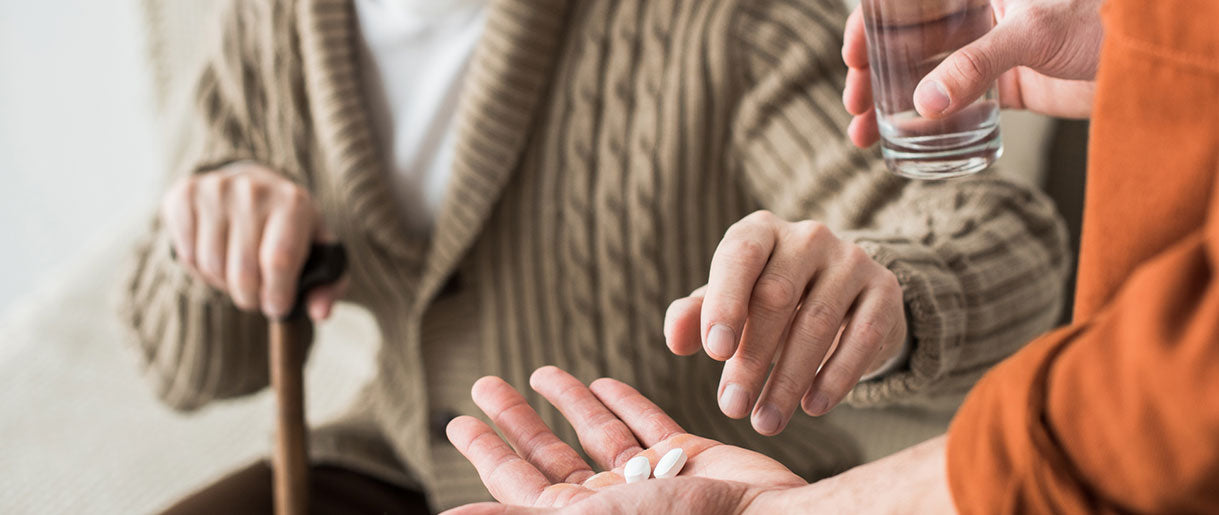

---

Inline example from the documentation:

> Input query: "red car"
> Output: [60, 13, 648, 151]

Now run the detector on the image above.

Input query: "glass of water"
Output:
[862, 0, 1003, 179]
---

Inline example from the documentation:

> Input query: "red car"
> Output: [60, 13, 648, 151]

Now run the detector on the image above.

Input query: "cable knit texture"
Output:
[122, 0, 1070, 509]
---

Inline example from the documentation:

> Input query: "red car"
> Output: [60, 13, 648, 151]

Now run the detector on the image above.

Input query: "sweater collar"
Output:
[299, 0, 418, 259]
[298, 0, 570, 294]
[419, 0, 571, 304]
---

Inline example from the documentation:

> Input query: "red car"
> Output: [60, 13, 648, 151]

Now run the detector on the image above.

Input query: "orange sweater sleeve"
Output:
[946, 205, 1219, 513]
[945, 0, 1219, 512]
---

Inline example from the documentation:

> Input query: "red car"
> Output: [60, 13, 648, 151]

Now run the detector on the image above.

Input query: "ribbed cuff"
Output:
[841, 235, 968, 406]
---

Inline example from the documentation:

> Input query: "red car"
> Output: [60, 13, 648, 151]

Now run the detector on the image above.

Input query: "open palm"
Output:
[444, 366, 806, 514]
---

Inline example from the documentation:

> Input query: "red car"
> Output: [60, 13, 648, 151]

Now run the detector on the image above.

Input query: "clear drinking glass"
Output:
[862, 0, 1003, 179]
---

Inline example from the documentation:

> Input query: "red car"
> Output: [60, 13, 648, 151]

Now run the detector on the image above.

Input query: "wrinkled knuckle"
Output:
[261, 246, 299, 276]
[644, 413, 679, 441]
[233, 175, 268, 204]
[818, 380, 849, 405]
[278, 183, 311, 210]
[801, 299, 843, 337]
[843, 245, 873, 268]
[856, 319, 890, 346]
[712, 301, 749, 328]
[169, 176, 196, 203]
[722, 238, 771, 269]
[767, 374, 810, 404]
[746, 209, 777, 224]
[731, 351, 770, 375]
[952, 46, 993, 83]
[841, 335, 878, 366]
[877, 272, 903, 298]
[198, 253, 225, 280]
[607, 441, 639, 467]
[212, 173, 236, 197]
[232, 256, 260, 289]
[195, 176, 225, 203]
[751, 274, 801, 314]
[790, 220, 830, 248]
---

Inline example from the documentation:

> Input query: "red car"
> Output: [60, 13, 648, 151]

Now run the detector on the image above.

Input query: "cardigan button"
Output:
[437, 273, 463, 299]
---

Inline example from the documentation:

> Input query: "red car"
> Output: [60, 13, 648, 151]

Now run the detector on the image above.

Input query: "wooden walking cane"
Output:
[270, 243, 347, 515]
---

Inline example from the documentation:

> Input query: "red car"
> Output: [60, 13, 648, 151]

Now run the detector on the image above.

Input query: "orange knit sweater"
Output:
[947, 0, 1219, 512]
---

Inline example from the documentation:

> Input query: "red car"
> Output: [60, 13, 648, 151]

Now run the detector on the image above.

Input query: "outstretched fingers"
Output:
[588, 378, 685, 447]
[446, 416, 551, 506]
[530, 366, 644, 470]
[471, 376, 596, 485]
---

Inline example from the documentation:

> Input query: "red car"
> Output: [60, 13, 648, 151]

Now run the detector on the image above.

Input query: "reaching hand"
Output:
[843, 0, 1104, 148]
[443, 366, 806, 514]
[663, 211, 907, 435]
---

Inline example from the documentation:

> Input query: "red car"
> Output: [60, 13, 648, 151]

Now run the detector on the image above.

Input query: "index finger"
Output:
[700, 212, 779, 361]
[472, 376, 596, 484]
[843, 6, 869, 70]
[588, 378, 684, 447]
[446, 416, 551, 506]
[529, 366, 643, 470]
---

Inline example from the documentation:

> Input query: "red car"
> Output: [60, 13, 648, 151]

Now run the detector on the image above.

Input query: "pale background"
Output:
[0, 0, 1060, 512]
[0, 2, 375, 512]
[0, 0, 161, 316]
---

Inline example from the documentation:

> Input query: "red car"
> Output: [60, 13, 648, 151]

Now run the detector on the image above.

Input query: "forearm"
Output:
[747, 436, 954, 514]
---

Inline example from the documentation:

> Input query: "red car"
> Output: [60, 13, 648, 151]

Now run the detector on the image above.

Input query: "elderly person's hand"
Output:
[161, 162, 346, 320]
[843, 0, 1105, 147]
[443, 366, 806, 514]
[663, 211, 907, 435]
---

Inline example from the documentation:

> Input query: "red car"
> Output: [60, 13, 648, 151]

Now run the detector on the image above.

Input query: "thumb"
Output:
[914, 21, 1026, 118]
[663, 286, 707, 357]
[306, 274, 348, 321]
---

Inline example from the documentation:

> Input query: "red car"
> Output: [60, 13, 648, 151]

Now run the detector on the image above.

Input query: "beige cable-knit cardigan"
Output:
[122, 0, 1069, 508]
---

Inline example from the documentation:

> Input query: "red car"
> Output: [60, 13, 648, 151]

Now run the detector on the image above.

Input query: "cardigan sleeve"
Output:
[725, 0, 1071, 407]
[120, 0, 309, 411]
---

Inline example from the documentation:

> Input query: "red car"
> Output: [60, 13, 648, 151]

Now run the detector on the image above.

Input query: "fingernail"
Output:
[706, 324, 737, 359]
[719, 384, 751, 419]
[753, 404, 784, 435]
[915, 80, 950, 115]
[806, 392, 830, 416]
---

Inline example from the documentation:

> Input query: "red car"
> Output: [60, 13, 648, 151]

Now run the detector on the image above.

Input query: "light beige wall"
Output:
[0, 0, 163, 315]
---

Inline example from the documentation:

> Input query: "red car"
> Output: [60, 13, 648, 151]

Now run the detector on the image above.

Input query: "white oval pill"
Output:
[623, 455, 651, 483]
[653, 448, 687, 479]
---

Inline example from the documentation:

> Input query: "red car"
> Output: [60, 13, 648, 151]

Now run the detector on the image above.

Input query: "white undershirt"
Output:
[354, 0, 488, 233]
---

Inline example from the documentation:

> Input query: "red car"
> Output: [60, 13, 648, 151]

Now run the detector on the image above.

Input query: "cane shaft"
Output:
[270, 320, 309, 515]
